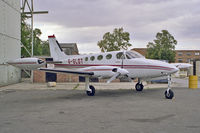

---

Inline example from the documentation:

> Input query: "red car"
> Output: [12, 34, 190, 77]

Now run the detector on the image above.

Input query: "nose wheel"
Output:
[165, 75, 174, 99]
[165, 89, 174, 99]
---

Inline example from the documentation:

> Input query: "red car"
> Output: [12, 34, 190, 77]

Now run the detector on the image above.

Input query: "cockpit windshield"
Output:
[125, 51, 144, 59]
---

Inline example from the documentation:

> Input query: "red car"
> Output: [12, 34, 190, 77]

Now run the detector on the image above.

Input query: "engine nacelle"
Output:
[80, 66, 129, 79]
[7, 57, 45, 70]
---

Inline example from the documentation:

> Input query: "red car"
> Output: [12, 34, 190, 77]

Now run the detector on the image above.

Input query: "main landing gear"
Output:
[135, 78, 144, 91]
[135, 83, 144, 91]
[135, 77, 174, 99]
[164, 75, 174, 99]
[85, 77, 95, 96]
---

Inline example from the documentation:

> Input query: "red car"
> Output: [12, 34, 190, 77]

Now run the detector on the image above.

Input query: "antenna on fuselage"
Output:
[121, 51, 126, 68]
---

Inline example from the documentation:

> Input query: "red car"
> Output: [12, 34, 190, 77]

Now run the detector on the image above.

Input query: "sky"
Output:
[30, 0, 200, 54]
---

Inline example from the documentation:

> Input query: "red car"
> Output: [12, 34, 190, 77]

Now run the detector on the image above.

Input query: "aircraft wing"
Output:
[39, 66, 129, 83]
[171, 63, 192, 69]
[39, 68, 94, 76]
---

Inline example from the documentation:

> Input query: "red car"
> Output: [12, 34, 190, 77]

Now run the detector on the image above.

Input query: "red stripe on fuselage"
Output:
[84, 69, 113, 71]
[9, 62, 37, 65]
[54, 64, 174, 71]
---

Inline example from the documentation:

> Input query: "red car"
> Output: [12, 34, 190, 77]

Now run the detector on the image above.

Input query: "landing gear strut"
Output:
[165, 75, 174, 99]
[135, 79, 144, 91]
[85, 77, 95, 96]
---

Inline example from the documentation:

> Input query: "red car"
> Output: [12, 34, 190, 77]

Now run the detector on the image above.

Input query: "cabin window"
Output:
[116, 52, 125, 59]
[106, 54, 112, 59]
[97, 55, 103, 60]
[85, 57, 88, 61]
[90, 56, 95, 61]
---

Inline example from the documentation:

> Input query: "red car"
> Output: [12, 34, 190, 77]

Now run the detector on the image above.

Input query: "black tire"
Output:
[165, 89, 174, 99]
[86, 85, 95, 96]
[135, 83, 144, 91]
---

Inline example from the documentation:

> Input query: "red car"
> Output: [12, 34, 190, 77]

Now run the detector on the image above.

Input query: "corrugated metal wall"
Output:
[0, 0, 21, 86]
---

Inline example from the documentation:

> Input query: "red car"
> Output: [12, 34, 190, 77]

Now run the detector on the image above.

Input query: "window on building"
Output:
[97, 55, 103, 60]
[187, 58, 191, 63]
[106, 54, 112, 59]
[85, 57, 88, 61]
[186, 52, 192, 56]
[178, 52, 183, 56]
[195, 52, 200, 56]
[178, 58, 183, 63]
[90, 56, 95, 61]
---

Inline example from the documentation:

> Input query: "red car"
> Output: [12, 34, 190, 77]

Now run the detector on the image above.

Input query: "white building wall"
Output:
[0, 0, 21, 86]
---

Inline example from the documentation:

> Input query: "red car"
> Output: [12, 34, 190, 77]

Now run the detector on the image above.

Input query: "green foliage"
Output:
[97, 27, 132, 52]
[146, 30, 177, 63]
[21, 15, 50, 57]
[41, 41, 50, 56]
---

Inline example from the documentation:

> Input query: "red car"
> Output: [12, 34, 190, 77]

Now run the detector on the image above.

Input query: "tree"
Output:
[97, 27, 132, 52]
[21, 15, 50, 57]
[146, 30, 177, 63]
[41, 41, 50, 56]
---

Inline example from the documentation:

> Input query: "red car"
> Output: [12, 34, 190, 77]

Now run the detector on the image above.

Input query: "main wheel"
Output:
[86, 85, 95, 96]
[165, 89, 174, 99]
[135, 83, 144, 91]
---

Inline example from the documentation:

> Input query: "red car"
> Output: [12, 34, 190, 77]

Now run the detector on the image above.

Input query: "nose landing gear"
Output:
[165, 75, 174, 99]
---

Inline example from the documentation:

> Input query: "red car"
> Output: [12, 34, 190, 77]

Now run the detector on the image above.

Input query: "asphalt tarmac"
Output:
[0, 81, 200, 133]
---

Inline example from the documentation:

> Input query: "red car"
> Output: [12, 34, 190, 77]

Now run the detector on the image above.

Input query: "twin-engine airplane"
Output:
[8, 35, 181, 99]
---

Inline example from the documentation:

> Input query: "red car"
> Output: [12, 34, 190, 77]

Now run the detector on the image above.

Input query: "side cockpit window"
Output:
[126, 51, 144, 59]
[126, 54, 131, 59]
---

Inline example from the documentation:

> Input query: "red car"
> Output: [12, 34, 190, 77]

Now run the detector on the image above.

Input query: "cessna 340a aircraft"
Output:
[8, 35, 181, 99]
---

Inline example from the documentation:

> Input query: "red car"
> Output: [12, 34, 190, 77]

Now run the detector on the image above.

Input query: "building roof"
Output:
[60, 43, 79, 55]
[132, 48, 200, 63]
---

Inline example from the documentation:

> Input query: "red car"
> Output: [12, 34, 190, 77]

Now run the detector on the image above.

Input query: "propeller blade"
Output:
[107, 73, 120, 83]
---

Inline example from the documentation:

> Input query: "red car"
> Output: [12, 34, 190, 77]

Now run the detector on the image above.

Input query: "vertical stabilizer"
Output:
[48, 35, 67, 61]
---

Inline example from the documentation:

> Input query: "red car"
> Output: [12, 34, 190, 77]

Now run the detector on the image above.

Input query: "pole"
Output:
[31, 0, 34, 57]
[31, 0, 34, 83]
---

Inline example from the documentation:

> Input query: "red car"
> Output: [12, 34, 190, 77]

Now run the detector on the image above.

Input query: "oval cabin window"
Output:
[106, 54, 112, 59]
[90, 56, 95, 61]
[97, 55, 103, 60]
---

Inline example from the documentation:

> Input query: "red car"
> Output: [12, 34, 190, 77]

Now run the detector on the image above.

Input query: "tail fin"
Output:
[48, 35, 67, 61]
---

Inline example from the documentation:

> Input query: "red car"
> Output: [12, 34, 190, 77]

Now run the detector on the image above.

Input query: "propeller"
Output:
[107, 72, 120, 83]
[121, 51, 125, 68]
[106, 67, 129, 83]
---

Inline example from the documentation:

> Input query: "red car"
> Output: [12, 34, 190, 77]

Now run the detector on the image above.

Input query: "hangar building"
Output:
[0, 0, 21, 86]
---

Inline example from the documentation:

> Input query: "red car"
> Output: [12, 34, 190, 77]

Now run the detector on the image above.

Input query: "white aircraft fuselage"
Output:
[53, 51, 178, 80]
